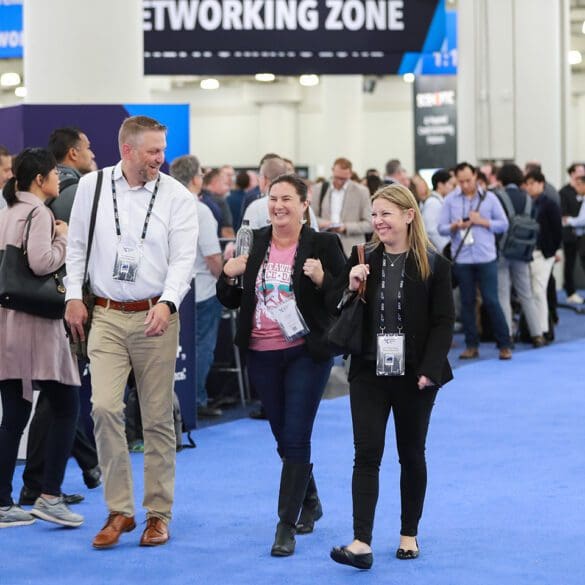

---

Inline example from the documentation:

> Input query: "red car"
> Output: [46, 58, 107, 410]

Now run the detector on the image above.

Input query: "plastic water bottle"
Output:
[234, 219, 253, 287]
[235, 219, 253, 257]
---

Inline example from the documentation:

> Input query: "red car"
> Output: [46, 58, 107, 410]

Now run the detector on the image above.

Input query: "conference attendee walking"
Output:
[64, 116, 198, 548]
[0, 148, 83, 529]
[217, 174, 346, 557]
[328, 184, 454, 570]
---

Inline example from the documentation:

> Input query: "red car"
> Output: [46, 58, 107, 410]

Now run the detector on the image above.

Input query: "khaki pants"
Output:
[88, 305, 179, 522]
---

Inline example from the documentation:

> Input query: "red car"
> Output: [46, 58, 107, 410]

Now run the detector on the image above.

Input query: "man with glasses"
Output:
[0, 145, 13, 210]
[313, 157, 371, 256]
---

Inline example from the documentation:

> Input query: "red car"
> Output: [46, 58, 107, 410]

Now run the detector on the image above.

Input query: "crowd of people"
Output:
[0, 117, 584, 569]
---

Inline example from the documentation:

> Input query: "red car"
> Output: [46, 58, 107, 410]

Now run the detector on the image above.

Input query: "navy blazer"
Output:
[327, 243, 455, 387]
[217, 225, 347, 361]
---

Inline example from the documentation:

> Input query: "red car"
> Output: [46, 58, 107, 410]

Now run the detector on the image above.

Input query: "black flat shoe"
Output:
[396, 539, 419, 560]
[330, 546, 373, 570]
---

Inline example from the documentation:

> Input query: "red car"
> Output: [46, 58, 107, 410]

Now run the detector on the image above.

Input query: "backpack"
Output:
[497, 190, 540, 262]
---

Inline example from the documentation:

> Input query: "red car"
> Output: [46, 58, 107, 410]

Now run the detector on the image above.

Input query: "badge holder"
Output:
[376, 333, 406, 376]
[112, 242, 142, 283]
[270, 299, 310, 342]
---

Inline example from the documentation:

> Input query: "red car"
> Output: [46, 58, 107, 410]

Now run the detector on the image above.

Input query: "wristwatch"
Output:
[159, 300, 177, 314]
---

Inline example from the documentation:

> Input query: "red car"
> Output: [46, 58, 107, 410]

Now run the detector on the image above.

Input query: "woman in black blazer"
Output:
[328, 184, 454, 570]
[217, 174, 346, 557]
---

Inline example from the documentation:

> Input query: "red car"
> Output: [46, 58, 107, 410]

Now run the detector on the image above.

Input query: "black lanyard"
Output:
[260, 239, 299, 304]
[111, 167, 160, 242]
[379, 252, 407, 334]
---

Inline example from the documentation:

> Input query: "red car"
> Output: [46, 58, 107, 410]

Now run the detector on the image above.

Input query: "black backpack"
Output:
[497, 190, 540, 262]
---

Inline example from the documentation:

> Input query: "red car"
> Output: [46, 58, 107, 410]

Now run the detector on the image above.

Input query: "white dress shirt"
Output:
[242, 195, 319, 231]
[329, 183, 347, 224]
[65, 162, 198, 307]
[194, 200, 220, 303]
[421, 192, 449, 251]
[0, 190, 6, 210]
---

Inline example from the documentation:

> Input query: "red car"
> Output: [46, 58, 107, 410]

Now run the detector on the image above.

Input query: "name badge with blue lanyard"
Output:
[111, 168, 160, 284]
[376, 253, 406, 376]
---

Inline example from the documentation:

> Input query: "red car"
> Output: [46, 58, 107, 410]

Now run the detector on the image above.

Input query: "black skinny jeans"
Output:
[0, 380, 79, 506]
[349, 364, 437, 543]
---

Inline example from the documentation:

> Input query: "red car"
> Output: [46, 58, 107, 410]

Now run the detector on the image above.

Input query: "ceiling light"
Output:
[255, 73, 275, 83]
[200, 78, 220, 90]
[299, 74, 319, 87]
[569, 50, 582, 65]
[403, 73, 415, 83]
[14, 86, 27, 98]
[0, 72, 21, 87]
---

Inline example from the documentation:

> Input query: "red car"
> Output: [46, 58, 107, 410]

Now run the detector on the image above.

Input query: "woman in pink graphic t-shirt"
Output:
[218, 173, 346, 558]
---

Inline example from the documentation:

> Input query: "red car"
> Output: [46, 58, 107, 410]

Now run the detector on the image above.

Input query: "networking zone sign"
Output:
[144, 0, 446, 75]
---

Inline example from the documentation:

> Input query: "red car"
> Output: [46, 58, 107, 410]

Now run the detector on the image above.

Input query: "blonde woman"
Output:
[328, 184, 454, 569]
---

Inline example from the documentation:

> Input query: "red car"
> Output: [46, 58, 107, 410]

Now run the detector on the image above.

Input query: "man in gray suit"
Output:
[313, 157, 371, 256]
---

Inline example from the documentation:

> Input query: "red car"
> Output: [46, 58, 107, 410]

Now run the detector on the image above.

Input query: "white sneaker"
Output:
[0, 504, 36, 528]
[31, 496, 84, 528]
[566, 293, 584, 304]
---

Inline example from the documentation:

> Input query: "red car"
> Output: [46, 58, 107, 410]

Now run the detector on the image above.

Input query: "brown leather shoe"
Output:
[499, 348, 513, 360]
[139, 517, 170, 547]
[92, 513, 136, 549]
[459, 347, 479, 359]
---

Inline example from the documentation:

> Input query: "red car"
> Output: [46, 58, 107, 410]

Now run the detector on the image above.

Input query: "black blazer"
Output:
[327, 243, 455, 387]
[534, 194, 562, 259]
[217, 225, 347, 362]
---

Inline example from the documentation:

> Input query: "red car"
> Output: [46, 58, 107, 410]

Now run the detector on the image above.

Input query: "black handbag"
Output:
[0, 209, 66, 319]
[327, 244, 367, 356]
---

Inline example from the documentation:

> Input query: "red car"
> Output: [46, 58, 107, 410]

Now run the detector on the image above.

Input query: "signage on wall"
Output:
[0, 0, 23, 59]
[413, 75, 457, 171]
[143, 0, 448, 75]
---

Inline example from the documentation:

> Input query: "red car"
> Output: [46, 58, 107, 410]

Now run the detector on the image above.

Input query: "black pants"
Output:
[0, 380, 79, 506]
[22, 389, 98, 492]
[349, 364, 437, 543]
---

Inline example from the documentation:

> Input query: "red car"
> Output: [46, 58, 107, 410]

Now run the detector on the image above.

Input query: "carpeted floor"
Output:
[2, 330, 584, 584]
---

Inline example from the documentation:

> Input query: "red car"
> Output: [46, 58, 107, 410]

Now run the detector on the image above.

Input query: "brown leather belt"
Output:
[95, 296, 160, 312]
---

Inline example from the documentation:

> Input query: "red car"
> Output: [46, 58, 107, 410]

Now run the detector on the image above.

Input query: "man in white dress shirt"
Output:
[64, 116, 198, 549]
[0, 145, 13, 210]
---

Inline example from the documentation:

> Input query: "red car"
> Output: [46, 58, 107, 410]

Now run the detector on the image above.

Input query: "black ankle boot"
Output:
[270, 461, 312, 557]
[296, 473, 323, 534]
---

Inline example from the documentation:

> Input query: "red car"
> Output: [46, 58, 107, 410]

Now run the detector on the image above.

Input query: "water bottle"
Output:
[234, 219, 253, 287]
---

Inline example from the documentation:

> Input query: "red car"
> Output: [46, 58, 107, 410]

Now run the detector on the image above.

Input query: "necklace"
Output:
[384, 251, 406, 268]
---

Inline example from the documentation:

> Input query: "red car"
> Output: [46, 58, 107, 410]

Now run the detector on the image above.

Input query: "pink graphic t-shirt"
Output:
[249, 242, 305, 352]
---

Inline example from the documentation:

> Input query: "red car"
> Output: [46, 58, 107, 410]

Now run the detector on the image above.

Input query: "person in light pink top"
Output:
[0, 148, 82, 529]
[218, 174, 346, 557]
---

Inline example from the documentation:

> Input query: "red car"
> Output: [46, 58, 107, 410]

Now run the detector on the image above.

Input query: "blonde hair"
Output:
[118, 116, 167, 152]
[368, 183, 435, 280]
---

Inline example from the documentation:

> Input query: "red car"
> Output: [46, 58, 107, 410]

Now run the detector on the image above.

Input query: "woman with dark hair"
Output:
[217, 173, 346, 557]
[0, 148, 82, 529]
[328, 184, 454, 569]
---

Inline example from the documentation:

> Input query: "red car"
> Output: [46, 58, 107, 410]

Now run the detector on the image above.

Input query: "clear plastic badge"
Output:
[270, 299, 310, 342]
[112, 242, 141, 283]
[460, 228, 474, 245]
[376, 333, 406, 376]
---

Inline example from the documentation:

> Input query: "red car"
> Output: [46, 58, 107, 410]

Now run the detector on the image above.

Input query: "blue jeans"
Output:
[246, 345, 333, 463]
[454, 261, 511, 349]
[195, 296, 223, 407]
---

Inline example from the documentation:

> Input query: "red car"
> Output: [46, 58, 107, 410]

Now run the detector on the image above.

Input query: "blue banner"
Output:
[0, 0, 23, 59]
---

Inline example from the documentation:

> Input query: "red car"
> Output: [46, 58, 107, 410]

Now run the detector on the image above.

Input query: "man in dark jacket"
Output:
[524, 170, 563, 341]
[559, 163, 585, 303]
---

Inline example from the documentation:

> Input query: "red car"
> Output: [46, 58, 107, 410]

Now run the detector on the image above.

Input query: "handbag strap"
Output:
[451, 192, 486, 263]
[83, 169, 103, 286]
[356, 243, 366, 299]
[21, 209, 36, 256]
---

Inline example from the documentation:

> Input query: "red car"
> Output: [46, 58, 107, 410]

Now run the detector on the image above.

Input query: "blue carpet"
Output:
[2, 338, 585, 585]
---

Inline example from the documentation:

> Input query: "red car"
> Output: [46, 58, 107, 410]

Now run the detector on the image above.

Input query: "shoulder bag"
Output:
[327, 244, 367, 356]
[0, 209, 66, 319]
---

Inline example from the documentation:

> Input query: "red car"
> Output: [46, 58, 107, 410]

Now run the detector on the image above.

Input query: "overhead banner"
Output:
[413, 75, 457, 171]
[143, 0, 446, 75]
[0, 0, 23, 59]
